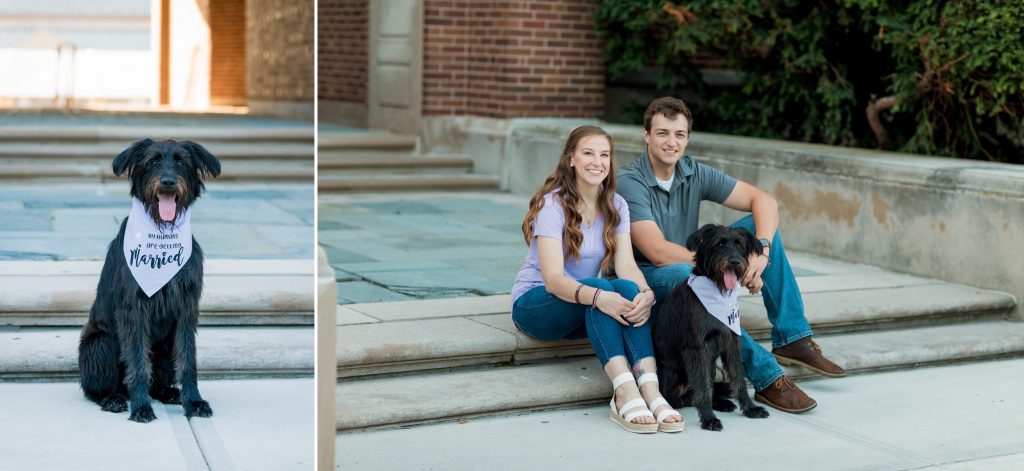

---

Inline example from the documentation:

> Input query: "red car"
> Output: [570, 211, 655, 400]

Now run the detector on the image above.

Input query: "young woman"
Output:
[511, 125, 684, 433]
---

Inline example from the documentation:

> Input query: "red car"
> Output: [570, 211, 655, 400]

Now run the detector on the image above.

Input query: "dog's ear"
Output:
[112, 138, 154, 176]
[685, 224, 719, 251]
[182, 140, 221, 178]
[741, 228, 763, 255]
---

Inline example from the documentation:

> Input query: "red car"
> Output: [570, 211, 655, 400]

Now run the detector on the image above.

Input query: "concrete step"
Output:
[0, 260, 313, 327]
[336, 281, 1016, 379]
[318, 133, 416, 152]
[317, 155, 474, 175]
[0, 126, 313, 143]
[317, 150, 417, 161]
[0, 326, 313, 381]
[319, 174, 501, 192]
[0, 159, 314, 182]
[0, 142, 313, 160]
[336, 320, 1024, 432]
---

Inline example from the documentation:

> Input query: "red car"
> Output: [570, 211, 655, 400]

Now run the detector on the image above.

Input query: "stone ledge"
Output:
[0, 327, 313, 381]
[0, 273, 312, 314]
[480, 117, 1024, 319]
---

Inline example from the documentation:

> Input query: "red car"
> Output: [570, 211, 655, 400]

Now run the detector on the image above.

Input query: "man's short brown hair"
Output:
[643, 97, 693, 133]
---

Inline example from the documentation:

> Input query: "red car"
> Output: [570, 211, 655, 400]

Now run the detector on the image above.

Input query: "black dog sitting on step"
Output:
[78, 139, 220, 423]
[653, 224, 770, 431]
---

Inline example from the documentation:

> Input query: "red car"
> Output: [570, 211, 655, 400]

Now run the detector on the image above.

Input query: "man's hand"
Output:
[743, 253, 768, 294]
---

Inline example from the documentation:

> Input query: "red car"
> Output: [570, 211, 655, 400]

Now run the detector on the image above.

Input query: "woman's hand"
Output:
[594, 290, 636, 326]
[623, 290, 655, 326]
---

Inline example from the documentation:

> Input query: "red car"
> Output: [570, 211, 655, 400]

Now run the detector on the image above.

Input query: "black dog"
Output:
[653, 224, 770, 431]
[78, 139, 220, 423]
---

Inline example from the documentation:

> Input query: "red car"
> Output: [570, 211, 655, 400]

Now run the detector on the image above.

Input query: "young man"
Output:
[616, 96, 845, 413]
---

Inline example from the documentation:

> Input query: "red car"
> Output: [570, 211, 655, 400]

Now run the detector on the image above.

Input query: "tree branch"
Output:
[866, 95, 898, 149]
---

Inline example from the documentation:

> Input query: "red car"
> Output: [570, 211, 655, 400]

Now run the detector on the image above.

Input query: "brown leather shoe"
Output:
[773, 337, 847, 378]
[754, 376, 817, 413]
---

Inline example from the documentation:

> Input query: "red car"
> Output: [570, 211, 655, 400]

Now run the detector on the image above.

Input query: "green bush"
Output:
[595, 0, 1024, 163]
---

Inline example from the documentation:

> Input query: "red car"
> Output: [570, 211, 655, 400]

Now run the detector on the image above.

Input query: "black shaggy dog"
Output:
[78, 139, 220, 423]
[653, 224, 770, 431]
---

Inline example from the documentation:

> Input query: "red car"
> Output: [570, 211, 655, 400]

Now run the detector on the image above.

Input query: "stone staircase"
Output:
[0, 124, 314, 182]
[0, 259, 314, 381]
[318, 132, 500, 192]
[334, 251, 1021, 433]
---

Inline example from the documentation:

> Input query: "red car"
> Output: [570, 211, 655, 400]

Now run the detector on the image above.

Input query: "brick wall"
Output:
[246, 0, 314, 102]
[318, 0, 367, 104]
[210, 0, 246, 105]
[423, 0, 604, 119]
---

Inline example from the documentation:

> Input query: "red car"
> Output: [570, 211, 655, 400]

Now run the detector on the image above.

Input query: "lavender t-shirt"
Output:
[511, 190, 631, 304]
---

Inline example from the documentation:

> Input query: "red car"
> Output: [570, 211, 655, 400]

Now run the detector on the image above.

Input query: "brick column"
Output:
[246, 0, 314, 119]
[318, 0, 369, 126]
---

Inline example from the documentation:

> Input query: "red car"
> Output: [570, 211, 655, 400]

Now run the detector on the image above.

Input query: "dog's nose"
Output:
[160, 177, 176, 188]
[730, 259, 742, 268]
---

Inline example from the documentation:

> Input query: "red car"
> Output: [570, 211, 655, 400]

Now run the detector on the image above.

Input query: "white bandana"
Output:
[122, 197, 193, 297]
[687, 274, 741, 335]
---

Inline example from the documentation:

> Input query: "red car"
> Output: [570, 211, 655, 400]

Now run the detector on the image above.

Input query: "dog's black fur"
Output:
[78, 139, 220, 423]
[653, 224, 770, 431]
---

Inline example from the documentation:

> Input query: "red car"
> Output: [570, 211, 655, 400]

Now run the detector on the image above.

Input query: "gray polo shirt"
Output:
[617, 149, 737, 267]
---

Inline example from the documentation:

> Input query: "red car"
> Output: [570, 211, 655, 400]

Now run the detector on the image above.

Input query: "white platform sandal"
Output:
[637, 373, 685, 433]
[608, 372, 658, 434]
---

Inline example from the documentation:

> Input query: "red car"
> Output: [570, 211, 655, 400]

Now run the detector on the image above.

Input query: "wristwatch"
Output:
[758, 238, 771, 252]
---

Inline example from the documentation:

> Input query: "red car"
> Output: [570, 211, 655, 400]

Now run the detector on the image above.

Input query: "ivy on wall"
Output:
[595, 0, 1024, 163]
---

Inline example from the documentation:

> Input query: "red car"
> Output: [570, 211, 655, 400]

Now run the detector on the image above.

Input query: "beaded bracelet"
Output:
[574, 283, 584, 304]
[591, 288, 603, 309]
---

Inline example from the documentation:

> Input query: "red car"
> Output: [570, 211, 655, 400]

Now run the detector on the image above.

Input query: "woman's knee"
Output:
[609, 278, 640, 299]
[577, 277, 614, 292]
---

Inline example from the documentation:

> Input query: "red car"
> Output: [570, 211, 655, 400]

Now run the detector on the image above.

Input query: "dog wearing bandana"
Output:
[78, 139, 220, 423]
[652, 224, 770, 431]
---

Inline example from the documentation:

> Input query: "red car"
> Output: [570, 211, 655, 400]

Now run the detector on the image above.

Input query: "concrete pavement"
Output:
[0, 182, 313, 261]
[336, 357, 1024, 470]
[0, 378, 312, 471]
[319, 191, 531, 304]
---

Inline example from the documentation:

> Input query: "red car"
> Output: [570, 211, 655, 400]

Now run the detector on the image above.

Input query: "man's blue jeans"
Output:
[512, 278, 653, 366]
[639, 215, 813, 391]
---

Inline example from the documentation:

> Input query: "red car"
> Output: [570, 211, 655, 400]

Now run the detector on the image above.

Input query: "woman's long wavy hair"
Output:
[521, 125, 620, 275]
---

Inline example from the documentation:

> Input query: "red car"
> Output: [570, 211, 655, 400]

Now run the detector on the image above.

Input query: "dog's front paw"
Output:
[129, 405, 157, 423]
[743, 406, 770, 419]
[712, 397, 736, 412]
[185, 400, 213, 418]
[100, 394, 128, 413]
[700, 417, 723, 431]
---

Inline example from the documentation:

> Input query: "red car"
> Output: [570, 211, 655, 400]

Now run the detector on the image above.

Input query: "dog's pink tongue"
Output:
[158, 194, 177, 221]
[724, 270, 738, 291]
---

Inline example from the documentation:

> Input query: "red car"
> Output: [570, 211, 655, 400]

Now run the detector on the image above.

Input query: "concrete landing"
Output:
[337, 357, 1024, 471]
[0, 378, 312, 471]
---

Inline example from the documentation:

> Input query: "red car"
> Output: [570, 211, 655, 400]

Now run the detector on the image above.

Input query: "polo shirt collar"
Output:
[639, 147, 695, 188]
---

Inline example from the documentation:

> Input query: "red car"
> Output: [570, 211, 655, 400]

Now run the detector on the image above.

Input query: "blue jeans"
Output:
[640, 215, 813, 391]
[512, 278, 653, 366]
